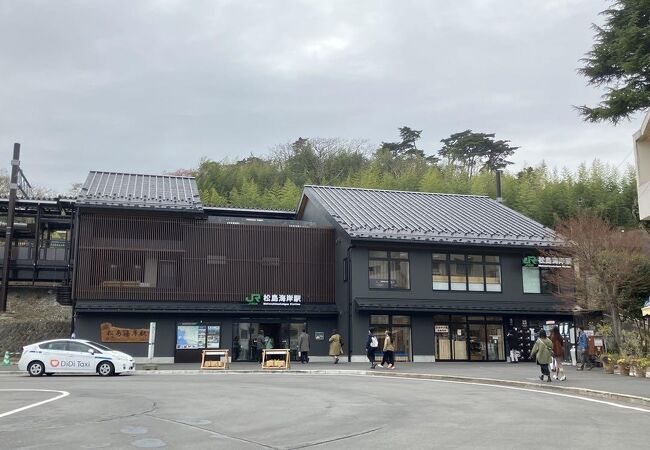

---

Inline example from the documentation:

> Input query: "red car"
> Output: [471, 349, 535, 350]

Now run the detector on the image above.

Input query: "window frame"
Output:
[432, 253, 502, 293]
[368, 250, 411, 290]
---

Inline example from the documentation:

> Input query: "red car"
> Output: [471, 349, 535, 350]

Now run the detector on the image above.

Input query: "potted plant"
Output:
[617, 357, 631, 376]
[601, 354, 616, 374]
[631, 358, 649, 378]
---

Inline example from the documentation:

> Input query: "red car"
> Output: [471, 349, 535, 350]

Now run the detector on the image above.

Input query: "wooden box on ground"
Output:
[201, 349, 230, 369]
[262, 349, 290, 370]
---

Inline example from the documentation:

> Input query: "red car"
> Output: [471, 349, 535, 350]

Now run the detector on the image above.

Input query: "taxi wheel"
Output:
[97, 361, 114, 377]
[28, 361, 45, 377]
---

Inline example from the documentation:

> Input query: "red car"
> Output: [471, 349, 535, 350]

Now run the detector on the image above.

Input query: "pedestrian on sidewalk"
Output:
[576, 327, 592, 371]
[550, 326, 566, 381]
[366, 328, 379, 369]
[298, 329, 310, 364]
[380, 330, 396, 369]
[329, 329, 343, 364]
[531, 329, 553, 382]
[506, 329, 519, 363]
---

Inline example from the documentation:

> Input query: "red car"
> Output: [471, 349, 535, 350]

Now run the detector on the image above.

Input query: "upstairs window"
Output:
[432, 254, 501, 292]
[369, 251, 410, 289]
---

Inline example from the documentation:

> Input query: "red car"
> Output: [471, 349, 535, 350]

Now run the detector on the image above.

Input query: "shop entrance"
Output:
[434, 315, 505, 361]
[232, 321, 306, 362]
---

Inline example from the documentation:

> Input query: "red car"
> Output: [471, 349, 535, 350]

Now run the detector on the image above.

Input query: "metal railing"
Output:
[0, 239, 70, 264]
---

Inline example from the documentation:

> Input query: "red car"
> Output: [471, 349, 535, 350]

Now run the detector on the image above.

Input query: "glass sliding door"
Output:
[468, 323, 487, 360]
[450, 316, 468, 360]
[486, 324, 504, 361]
[369, 314, 412, 362]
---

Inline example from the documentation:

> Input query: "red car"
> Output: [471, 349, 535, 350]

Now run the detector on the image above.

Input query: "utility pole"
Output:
[1, 143, 21, 312]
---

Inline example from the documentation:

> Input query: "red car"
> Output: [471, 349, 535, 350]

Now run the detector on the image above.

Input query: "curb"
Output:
[2, 368, 648, 408]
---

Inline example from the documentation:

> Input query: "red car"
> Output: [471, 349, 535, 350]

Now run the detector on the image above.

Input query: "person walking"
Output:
[550, 326, 566, 381]
[380, 330, 396, 369]
[329, 329, 343, 364]
[298, 329, 310, 364]
[530, 329, 554, 382]
[576, 327, 592, 371]
[366, 329, 379, 369]
[255, 330, 266, 363]
[233, 336, 241, 361]
[506, 329, 519, 363]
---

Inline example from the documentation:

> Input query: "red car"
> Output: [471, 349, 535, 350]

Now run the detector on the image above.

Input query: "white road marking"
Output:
[336, 374, 650, 414]
[0, 389, 70, 418]
[222, 371, 650, 413]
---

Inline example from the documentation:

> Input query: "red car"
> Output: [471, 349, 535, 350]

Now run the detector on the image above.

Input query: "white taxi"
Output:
[18, 339, 135, 376]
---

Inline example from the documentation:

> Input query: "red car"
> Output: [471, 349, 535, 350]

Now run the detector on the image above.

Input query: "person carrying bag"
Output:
[530, 329, 554, 382]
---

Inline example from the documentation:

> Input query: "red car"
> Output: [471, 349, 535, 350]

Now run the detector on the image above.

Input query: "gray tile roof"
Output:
[77, 171, 202, 212]
[300, 185, 564, 247]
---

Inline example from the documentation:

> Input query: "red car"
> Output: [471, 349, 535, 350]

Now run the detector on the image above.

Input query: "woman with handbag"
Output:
[550, 326, 566, 381]
[530, 329, 553, 382]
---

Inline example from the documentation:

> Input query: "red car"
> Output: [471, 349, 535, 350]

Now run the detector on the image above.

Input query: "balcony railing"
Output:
[0, 239, 70, 265]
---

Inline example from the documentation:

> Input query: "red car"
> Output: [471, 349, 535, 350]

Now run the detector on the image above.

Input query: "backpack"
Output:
[370, 336, 379, 348]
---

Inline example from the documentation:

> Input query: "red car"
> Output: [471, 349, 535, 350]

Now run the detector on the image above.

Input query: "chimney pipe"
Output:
[495, 170, 503, 203]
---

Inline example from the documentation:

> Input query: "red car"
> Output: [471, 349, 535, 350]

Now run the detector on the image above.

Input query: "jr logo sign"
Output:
[245, 294, 262, 305]
[522, 256, 538, 267]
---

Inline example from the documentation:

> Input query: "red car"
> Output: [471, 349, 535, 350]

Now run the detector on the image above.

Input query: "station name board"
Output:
[522, 255, 572, 269]
[245, 293, 302, 306]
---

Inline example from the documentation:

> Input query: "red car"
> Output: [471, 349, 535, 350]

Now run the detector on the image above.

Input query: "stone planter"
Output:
[603, 363, 615, 374]
[633, 367, 647, 378]
[619, 365, 630, 376]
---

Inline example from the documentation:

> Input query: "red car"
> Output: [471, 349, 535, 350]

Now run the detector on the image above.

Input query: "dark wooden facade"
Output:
[74, 213, 335, 304]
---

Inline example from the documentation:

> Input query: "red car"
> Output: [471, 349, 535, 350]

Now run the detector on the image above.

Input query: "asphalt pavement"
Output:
[1, 373, 649, 449]
[123, 361, 650, 400]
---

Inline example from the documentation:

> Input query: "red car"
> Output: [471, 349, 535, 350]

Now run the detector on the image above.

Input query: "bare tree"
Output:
[549, 211, 650, 350]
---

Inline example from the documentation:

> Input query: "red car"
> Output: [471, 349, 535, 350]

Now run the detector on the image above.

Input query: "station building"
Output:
[59, 171, 576, 363]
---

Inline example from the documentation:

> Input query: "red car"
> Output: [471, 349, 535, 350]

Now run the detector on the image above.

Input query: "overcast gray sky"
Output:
[0, 0, 642, 192]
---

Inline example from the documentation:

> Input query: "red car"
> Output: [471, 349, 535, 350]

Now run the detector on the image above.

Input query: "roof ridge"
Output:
[88, 170, 195, 180]
[304, 184, 489, 198]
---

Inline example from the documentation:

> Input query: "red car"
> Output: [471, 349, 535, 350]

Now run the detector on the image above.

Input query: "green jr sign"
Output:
[245, 294, 262, 305]
[522, 256, 538, 267]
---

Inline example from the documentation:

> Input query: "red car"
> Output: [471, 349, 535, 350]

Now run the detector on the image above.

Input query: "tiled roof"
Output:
[77, 171, 202, 212]
[300, 185, 563, 247]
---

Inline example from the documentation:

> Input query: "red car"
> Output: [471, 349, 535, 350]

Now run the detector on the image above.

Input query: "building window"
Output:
[432, 253, 449, 290]
[432, 254, 501, 292]
[522, 266, 541, 293]
[368, 251, 410, 289]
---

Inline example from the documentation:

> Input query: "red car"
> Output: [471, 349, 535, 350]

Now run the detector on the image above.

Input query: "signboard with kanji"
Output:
[245, 293, 302, 306]
[101, 322, 149, 343]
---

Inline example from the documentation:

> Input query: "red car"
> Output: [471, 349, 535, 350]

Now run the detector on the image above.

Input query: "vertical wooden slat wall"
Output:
[75, 213, 335, 304]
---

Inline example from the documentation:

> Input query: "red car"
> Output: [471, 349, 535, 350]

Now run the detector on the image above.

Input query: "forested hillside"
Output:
[190, 129, 639, 229]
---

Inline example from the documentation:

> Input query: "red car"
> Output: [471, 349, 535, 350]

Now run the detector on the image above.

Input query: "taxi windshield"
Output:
[85, 341, 113, 351]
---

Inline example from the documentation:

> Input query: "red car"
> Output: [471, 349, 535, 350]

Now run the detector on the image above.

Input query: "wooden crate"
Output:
[261, 349, 290, 370]
[201, 349, 230, 370]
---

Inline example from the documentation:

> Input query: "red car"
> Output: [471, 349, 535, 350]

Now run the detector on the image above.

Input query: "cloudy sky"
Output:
[0, 0, 642, 192]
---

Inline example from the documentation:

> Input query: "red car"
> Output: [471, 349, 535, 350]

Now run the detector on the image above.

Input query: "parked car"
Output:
[18, 339, 135, 377]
